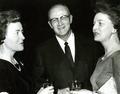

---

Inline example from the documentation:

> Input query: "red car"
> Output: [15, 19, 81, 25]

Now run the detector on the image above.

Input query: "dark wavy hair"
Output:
[94, 1, 120, 38]
[0, 10, 21, 44]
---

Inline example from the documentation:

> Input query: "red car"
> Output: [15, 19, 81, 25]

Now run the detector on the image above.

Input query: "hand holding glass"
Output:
[69, 80, 82, 91]
[42, 79, 53, 88]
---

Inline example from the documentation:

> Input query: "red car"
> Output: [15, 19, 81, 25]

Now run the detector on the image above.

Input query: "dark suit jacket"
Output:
[32, 33, 101, 93]
[0, 59, 30, 94]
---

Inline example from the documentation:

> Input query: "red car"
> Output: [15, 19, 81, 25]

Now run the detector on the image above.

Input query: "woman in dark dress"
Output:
[0, 10, 54, 94]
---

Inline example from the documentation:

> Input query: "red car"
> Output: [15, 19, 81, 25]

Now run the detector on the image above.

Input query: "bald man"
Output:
[33, 4, 100, 94]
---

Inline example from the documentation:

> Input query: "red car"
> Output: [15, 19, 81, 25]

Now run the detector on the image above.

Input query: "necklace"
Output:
[11, 58, 21, 71]
[101, 49, 120, 60]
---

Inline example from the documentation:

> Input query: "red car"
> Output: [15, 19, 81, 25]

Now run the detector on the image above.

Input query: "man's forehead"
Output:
[51, 5, 68, 12]
[49, 5, 69, 16]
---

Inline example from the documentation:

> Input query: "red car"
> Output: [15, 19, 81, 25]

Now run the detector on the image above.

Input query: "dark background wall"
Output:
[0, 0, 96, 44]
[0, 0, 95, 67]
[1, 0, 119, 73]
[0, 0, 102, 72]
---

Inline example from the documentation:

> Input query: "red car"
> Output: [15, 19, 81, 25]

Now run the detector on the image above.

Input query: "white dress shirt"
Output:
[56, 32, 75, 62]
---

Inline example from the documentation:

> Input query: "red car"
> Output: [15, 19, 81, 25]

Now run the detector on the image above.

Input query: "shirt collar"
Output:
[56, 31, 74, 44]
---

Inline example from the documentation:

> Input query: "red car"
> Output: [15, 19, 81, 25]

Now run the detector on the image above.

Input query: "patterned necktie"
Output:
[64, 42, 74, 67]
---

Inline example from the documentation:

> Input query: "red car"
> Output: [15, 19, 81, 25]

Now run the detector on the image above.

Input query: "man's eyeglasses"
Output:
[49, 15, 70, 24]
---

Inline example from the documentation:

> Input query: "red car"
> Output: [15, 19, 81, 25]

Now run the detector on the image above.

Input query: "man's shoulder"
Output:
[36, 37, 57, 51]
[39, 37, 56, 45]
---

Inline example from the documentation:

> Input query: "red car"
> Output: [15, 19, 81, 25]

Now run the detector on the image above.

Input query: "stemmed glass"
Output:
[42, 79, 53, 88]
[69, 80, 82, 91]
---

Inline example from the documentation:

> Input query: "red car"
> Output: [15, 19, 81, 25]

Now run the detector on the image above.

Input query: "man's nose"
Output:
[58, 18, 63, 25]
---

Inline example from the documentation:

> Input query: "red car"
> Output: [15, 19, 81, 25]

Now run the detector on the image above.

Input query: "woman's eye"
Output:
[99, 22, 104, 26]
[16, 30, 20, 35]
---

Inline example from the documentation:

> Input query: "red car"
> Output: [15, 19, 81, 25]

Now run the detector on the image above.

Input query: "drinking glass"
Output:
[42, 79, 53, 88]
[69, 80, 82, 91]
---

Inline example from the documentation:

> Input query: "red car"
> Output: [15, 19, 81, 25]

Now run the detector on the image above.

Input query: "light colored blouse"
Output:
[90, 50, 120, 94]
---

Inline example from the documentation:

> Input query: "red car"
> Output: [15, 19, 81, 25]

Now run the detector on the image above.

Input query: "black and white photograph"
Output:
[0, 0, 120, 94]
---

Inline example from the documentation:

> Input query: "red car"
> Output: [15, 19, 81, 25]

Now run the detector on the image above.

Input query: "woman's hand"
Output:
[57, 87, 70, 94]
[37, 86, 54, 94]
[0, 92, 9, 94]
[70, 89, 93, 94]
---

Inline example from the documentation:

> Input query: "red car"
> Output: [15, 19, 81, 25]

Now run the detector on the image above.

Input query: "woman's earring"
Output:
[112, 29, 117, 33]
[1, 40, 4, 43]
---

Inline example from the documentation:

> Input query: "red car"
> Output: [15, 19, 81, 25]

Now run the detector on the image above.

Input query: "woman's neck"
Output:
[102, 36, 120, 57]
[0, 43, 15, 63]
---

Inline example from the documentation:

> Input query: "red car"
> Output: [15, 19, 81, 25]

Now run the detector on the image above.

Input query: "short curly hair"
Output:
[94, 1, 120, 35]
[0, 10, 21, 44]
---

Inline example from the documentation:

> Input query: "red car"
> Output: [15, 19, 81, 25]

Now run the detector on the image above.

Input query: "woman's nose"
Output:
[20, 32, 25, 40]
[93, 24, 98, 32]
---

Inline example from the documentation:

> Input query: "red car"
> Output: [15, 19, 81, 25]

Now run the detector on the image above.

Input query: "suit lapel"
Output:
[52, 37, 65, 55]
[74, 35, 83, 64]
[53, 37, 75, 69]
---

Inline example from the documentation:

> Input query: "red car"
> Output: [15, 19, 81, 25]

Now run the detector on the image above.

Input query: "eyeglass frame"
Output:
[49, 15, 70, 25]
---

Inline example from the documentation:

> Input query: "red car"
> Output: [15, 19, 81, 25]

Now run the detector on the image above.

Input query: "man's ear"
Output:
[48, 21, 53, 29]
[69, 15, 73, 24]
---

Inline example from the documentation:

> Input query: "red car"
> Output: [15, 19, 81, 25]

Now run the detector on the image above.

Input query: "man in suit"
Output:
[32, 4, 102, 94]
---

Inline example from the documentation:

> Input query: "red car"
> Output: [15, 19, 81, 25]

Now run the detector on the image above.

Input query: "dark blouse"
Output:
[0, 59, 30, 94]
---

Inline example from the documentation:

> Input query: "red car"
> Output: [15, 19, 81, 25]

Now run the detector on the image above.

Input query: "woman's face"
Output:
[93, 12, 115, 42]
[4, 22, 25, 52]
